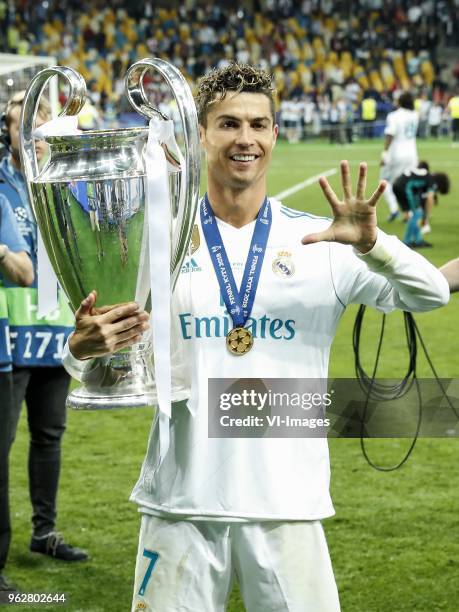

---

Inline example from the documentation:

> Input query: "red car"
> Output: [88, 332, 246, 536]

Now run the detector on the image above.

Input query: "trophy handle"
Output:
[124, 58, 200, 289]
[20, 66, 86, 195]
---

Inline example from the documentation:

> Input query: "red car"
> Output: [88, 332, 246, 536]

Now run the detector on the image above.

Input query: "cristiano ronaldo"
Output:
[63, 64, 449, 612]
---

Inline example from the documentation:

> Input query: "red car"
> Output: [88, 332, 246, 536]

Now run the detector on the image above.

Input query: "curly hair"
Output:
[195, 63, 276, 126]
[432, 172, 450, 195]
[398, 92, 414, 110]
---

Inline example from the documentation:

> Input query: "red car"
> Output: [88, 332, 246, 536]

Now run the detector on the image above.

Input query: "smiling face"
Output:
[200, 91, 278, 196]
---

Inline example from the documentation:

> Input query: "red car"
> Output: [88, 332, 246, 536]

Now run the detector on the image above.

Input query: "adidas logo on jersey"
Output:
[181, 258, 202, 273]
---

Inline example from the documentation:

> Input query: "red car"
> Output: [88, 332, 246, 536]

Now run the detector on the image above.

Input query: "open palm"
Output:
[302, 160, 386, 253]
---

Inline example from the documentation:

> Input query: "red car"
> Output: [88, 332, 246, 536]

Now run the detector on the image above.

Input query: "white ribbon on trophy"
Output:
[142, 116, 181, 467]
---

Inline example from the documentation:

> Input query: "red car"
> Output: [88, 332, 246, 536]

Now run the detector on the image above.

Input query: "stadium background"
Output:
[1, 0, 459, 610]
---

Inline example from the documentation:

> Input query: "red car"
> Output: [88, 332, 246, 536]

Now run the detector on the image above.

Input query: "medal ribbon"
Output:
[200, 194, 271, 329]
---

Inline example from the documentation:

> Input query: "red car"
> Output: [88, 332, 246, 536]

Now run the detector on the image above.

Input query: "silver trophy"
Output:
[19, 59, 200, 409]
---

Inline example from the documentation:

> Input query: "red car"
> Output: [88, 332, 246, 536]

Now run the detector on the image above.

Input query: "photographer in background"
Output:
[0, 92, 87, 572]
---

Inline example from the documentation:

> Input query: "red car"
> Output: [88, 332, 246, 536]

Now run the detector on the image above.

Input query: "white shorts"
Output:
[380, 157, 417, 183]
[132, 514, 340, 612]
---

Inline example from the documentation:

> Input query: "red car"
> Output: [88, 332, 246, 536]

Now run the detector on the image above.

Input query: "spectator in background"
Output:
[290, 97, 304, 143]
[280, 96, 302, 143]
[0, 92, 87, 564]
[446, 90, 459, 141]
[361, 93, 377, 139]
[336, 97, 348, 143]
[415, 92, 431, 138]
[318, 95, 331, 138]
[343, 98, 355, 144]
[0, 182, 34, 595]
[428, 101, 443, 137]
[344, 77, 360, 107]
[328, 100, 342, 144]
[302, 96, 316, 139]
[441, 104, 452, 136]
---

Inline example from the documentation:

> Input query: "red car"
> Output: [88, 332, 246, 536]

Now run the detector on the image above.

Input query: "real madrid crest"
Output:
[272, 250, 295, 278]
[190, 224, 200, 254]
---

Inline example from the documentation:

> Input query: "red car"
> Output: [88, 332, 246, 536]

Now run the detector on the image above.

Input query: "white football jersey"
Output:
[63, 199, 448, 521]
[384, 107, 419, 166]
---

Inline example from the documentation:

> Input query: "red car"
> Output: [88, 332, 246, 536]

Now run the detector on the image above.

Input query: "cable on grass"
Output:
[352, 305, 458, 471]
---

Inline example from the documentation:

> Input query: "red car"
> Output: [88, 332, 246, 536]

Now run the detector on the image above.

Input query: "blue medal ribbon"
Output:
[200, 194, 272, 329]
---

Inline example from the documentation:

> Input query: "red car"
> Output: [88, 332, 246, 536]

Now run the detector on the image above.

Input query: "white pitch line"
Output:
[274, 168, 337, 200]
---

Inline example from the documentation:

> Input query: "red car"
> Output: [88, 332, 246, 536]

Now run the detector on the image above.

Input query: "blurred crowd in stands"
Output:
[1, 0, 459, 139]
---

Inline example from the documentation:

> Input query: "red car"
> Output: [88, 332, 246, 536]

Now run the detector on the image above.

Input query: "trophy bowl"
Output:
[19, 60, 200, 409]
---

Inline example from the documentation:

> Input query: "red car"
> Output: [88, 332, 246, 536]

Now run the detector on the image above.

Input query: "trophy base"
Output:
[66, 343, 157, 410]
[67, 387, 157, 410]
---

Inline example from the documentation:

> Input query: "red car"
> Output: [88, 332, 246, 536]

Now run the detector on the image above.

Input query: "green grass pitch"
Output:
[8, 137, 459, 611]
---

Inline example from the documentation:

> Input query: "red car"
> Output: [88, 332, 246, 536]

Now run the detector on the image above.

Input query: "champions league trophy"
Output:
[19, 59, 200, 409]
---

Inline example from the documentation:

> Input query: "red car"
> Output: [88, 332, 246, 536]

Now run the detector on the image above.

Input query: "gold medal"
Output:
[226, 327, 253, 356]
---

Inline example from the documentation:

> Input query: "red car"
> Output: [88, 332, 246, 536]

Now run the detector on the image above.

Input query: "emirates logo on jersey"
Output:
[272, 251, 295, 278]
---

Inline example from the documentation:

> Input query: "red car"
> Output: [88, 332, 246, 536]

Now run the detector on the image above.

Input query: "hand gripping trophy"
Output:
[19, 59, 200, 410]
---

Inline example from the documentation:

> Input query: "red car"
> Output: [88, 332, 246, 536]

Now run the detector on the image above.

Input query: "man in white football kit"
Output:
[62, 65, 449, 612]
[380, 92, 419, 221]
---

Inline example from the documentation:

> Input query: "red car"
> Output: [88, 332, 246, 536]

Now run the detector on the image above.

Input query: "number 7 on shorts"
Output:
[138, 549, 159, 596]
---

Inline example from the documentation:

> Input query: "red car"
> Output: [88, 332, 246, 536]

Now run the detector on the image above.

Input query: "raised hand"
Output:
[301, 160, 386, 253]
[68, 290, 150, 360]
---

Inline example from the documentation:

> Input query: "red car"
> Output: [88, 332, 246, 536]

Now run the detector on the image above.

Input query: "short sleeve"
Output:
[384, 112, 396, 136]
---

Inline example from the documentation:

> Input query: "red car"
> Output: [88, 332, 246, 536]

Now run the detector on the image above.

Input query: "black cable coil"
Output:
[352, 305, 458, 471]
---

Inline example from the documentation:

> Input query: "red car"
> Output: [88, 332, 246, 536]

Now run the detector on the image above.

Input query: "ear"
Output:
[272, 124, 279, 149]
[199, 124, 206, 146]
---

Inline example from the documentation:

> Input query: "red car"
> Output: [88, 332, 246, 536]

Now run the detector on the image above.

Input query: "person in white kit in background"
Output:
[61, 64, 449, 612]
[380, 92, 419, 222]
